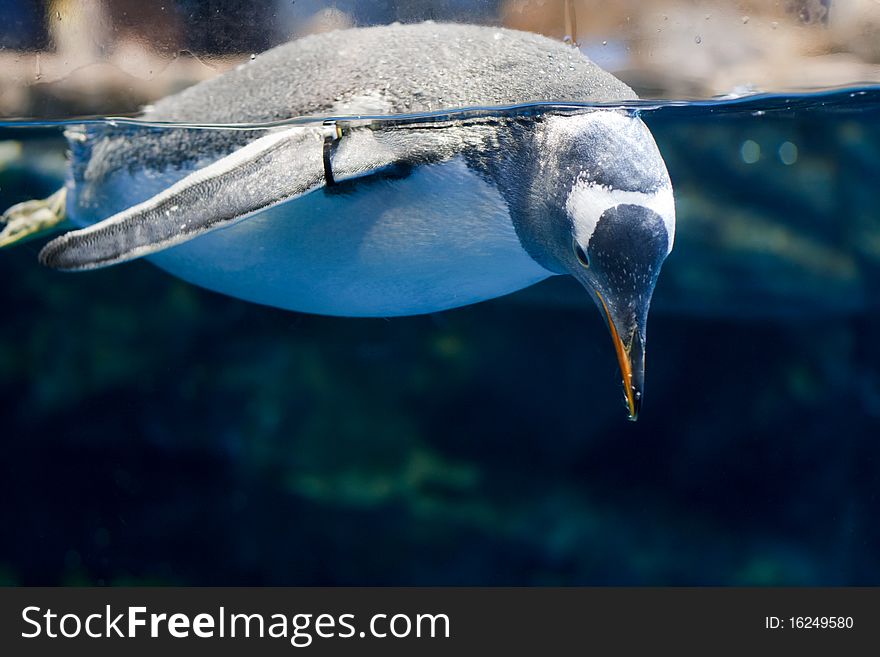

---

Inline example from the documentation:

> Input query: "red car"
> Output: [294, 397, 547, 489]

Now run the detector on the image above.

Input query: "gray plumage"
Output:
[74, 22, 635, 180]
[158, 21, 635, 119]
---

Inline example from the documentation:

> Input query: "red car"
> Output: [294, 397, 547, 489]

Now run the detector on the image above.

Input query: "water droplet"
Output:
[742, 15, 750, 24]
[778, 141, 798, 165]
[771, 21, 778, 29]
[55, 10, 61, 20]
[740, 140, 760, 164]
[602, 40, 607, 46]
[695, 35, 702, 44]
[250, 53, 256, 60]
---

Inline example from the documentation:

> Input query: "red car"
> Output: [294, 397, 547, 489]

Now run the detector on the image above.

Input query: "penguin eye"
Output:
[573, 239, 590, 268]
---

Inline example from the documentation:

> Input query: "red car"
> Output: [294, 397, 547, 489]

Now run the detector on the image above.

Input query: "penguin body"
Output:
[17, 22, 676, 418]
[146, 155, 550, 317]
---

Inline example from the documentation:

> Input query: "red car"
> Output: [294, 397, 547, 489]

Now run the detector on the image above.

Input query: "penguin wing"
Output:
[39, 126, 411, 271]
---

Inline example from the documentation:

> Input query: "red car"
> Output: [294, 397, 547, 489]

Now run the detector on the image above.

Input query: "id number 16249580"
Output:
[765, 616, 854, 630]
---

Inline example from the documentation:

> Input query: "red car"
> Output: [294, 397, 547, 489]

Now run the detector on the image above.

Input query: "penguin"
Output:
[1, 22, 675, 420]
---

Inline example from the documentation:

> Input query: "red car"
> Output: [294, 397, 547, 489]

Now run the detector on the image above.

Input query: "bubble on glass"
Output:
[778, 141, 798, 165]
[741, 140, 761, 164]
[695, 35, 702, 44]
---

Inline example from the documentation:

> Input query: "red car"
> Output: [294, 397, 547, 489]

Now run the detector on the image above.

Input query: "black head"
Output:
[570, 202, 671, 419]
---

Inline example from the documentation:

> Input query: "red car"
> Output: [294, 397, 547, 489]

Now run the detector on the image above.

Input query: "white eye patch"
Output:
[565, 179, 676, 254]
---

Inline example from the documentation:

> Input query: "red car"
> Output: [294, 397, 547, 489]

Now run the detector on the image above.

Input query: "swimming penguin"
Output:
[1, 22, 675, 420]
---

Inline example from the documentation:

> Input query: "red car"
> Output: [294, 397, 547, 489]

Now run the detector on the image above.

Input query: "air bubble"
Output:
[778, 141, 798, 165]
[741, 140, 760, 164]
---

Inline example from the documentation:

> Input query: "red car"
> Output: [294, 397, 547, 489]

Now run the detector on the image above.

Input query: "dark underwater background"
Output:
[2, 88, 880, 586]
[2, 0, 880, 586]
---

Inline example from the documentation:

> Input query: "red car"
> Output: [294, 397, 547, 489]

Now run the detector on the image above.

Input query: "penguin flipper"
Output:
[39, 126, 398, 271]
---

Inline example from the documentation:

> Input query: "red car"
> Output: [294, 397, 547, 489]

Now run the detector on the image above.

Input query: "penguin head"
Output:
[520, 111, 675, 420]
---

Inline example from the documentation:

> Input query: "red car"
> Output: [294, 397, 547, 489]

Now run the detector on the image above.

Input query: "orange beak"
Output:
[597, 292, 643, 421]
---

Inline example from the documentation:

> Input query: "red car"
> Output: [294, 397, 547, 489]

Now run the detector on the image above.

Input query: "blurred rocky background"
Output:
[3, 0, 880, 117]
[0, 1, 879, 586]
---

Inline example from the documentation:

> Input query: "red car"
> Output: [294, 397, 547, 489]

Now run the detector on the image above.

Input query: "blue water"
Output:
[1, 86, 879, 585]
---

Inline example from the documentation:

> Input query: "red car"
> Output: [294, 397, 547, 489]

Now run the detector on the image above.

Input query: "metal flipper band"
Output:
[322, 121, 343, 186]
